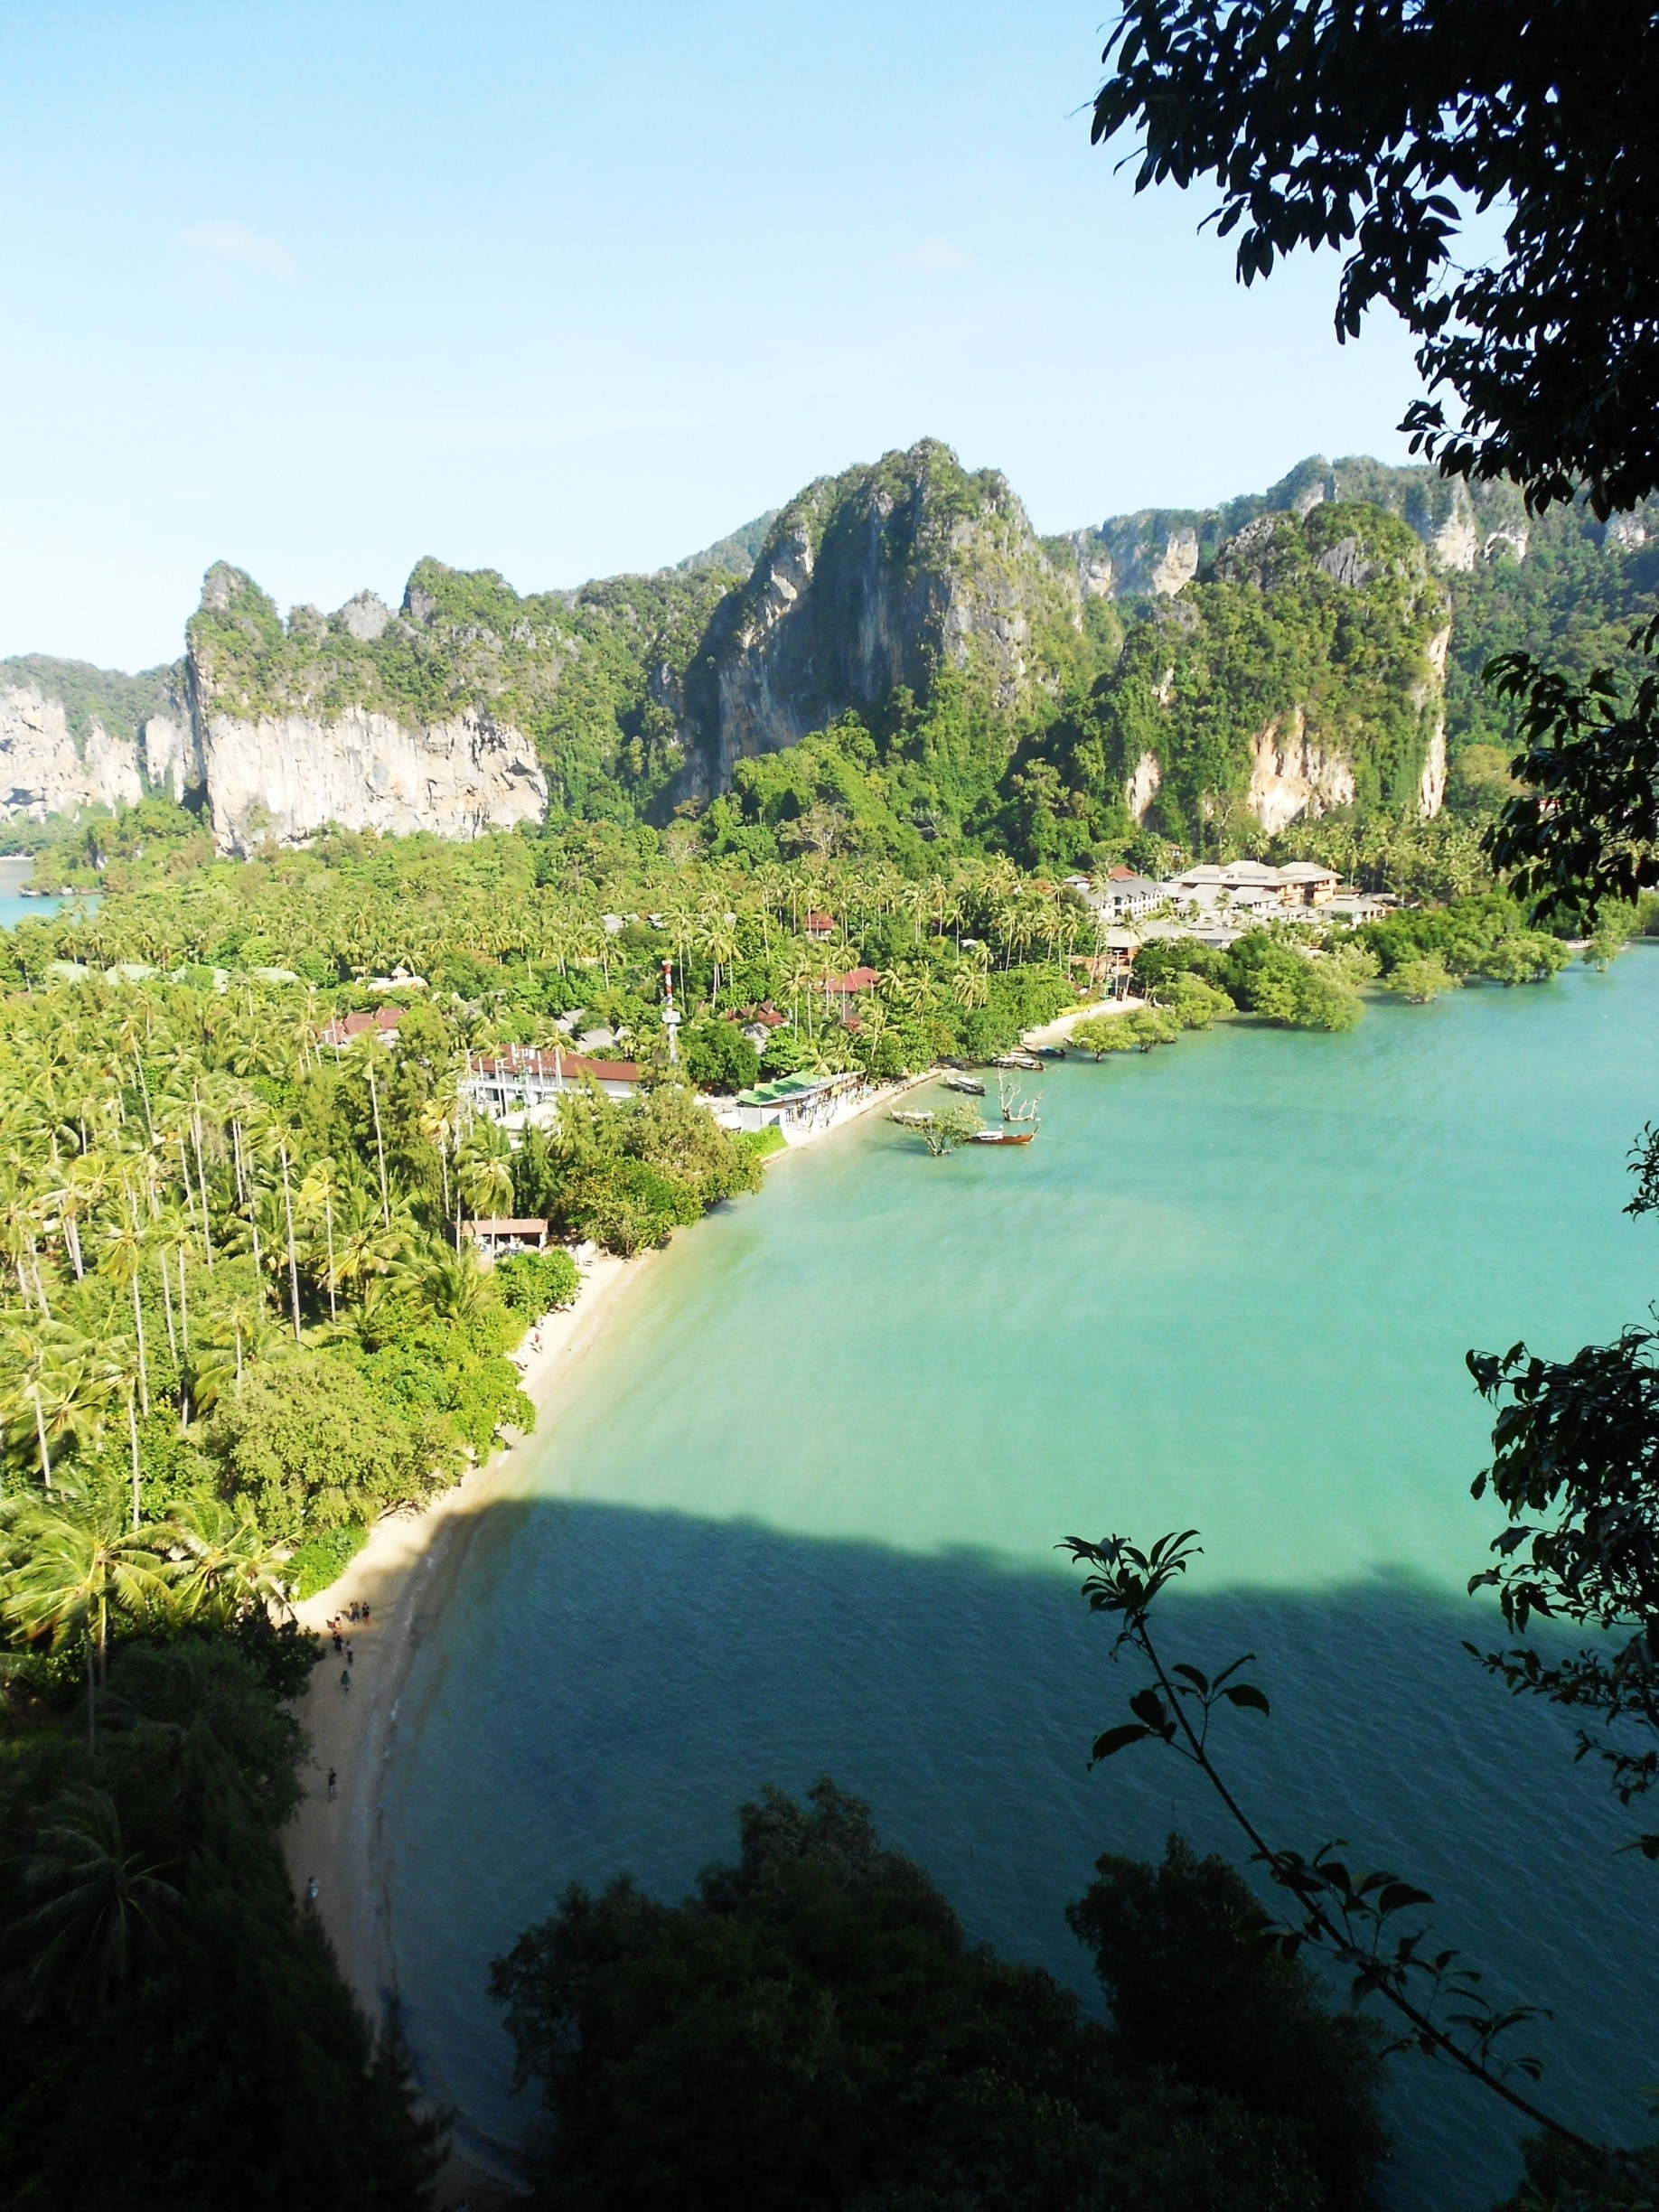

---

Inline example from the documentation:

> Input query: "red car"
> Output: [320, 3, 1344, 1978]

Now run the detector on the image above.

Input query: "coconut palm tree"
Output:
[7, 1785, 180, 2020]
[2, 1495, 175, 1748]
[457, 1141, 515, 1228]
[3, 1318, 112, 1494]
[167, 1494, 292, 1624]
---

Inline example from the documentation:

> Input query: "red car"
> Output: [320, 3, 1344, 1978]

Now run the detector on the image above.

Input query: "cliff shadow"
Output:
[374, 1495, 1654, 2212]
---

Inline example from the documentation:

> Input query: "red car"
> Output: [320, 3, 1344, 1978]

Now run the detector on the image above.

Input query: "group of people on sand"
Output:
[327, 1600, 370, 1685]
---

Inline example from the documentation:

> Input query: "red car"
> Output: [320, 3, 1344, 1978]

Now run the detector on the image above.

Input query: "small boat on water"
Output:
[942, 1073, 986, 1096]
[995, 1052, 1043, 1072]
[888, 1109, 936, 1128]
[971, 1127, 1035, 1146]
[1036, 1045, 1067, 1059]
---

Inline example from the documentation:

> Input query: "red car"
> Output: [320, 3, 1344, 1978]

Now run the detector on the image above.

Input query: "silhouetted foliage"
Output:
[490, 1777, 1371, 2211]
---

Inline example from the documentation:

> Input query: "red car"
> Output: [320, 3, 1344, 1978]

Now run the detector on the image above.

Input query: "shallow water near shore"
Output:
[386, 955, 1659, 2207]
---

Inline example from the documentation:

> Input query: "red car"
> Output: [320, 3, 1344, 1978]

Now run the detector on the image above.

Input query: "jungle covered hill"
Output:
[8, 439, 1658, 872]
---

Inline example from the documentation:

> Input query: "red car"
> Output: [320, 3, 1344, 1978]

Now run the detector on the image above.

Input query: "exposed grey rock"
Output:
[338, 591, 392, 642]
[201, 706, 548, 855]
[0, 686, 142, 820]
[1314, 537, 1374, 588]
[689, 440, 1080, 790]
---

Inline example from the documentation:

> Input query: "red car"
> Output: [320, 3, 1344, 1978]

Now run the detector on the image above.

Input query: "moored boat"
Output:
[994, 1052, 1042, 1072]
[970, 1127, 1035, 1145]
[888, 1109, 936, 1127]
[942, 1073, 986, 1095]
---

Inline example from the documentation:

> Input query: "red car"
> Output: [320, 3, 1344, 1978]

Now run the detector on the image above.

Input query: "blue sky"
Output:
[1, 0, 1425, 671]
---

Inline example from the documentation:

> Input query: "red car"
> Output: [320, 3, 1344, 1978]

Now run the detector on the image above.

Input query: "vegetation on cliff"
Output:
[1009, 501, 1449, 863]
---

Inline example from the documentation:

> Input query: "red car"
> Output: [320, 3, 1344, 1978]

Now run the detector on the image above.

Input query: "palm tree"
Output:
[297, 1154, 344, 1321]
[695, 913, 741, 1005]
[457, 1142, 515, 1228]
[95, 1197, 151, 1419]
[7, 1786, 180, 2020]
[3, 1319, 111, 1494]
[3, 1496, 175, 1748]
[418, 1244, 499, 1328]
[330, 1181, 409, 1304]
[167, 1495, 292, 1624]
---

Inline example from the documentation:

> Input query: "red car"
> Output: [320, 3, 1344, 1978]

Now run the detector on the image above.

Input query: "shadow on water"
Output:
[383, 1495, 1655, 2212]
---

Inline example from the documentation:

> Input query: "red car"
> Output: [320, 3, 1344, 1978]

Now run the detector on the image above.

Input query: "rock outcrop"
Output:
[686, 441, 1081, 789]
[1063, 455, 1557, 598]
[14, 437, 1647, 853]
[1247, 712, 1357, 835]
[0, 683, 143, 820]
[200, 706, 547, 856]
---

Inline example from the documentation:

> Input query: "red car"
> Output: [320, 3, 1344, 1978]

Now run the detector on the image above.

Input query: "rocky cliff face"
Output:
[1045, 501, 1450, 846]
[1246, 712, 1358, 835]
[683, 441, 1082, 790]
[1061, 454, 1553, 599]
[14, 436, 1644, 853]
[199, 706, 547, 856]
[0, 648, 194, 823]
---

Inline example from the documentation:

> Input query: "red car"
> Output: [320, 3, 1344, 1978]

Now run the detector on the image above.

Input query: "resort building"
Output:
[804, 910, 838, 942]
[1275, 860, 1342, 906]
[735, 1004, 788, 1050]
[725, 1070, 867, 1139]
[820, 965, 879, 1018]
[463, 1217, 549, 1258]
[1093, 868, 1163, 922]
[320, 1003, 406, 1049]
[464, 1045, 642, 1121]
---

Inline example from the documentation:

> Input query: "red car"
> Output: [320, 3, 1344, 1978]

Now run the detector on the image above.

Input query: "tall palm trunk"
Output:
[127, 1391, 142, 1532]
[130, 1273, 148, 1417]
[279, 1143, 302, 1343]
[31, 1382, 51, 1492]
[192, 1104, 214, 1269]
[323, 1186, 337, 1321]
[133, 1051, 155, 1145]
[157, 1248, 177, 1365]
[367, 1063, 390, 1229]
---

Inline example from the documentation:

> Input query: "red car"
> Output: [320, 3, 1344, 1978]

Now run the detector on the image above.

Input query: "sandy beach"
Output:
[281, 1074, 924, 2201]
[281, 1249, 652, 2203]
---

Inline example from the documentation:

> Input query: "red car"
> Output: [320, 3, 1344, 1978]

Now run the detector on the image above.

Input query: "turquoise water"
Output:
[385, 957, 1659, 2207]
[0, 895, 74, 927]
[0, 857, 82, 928]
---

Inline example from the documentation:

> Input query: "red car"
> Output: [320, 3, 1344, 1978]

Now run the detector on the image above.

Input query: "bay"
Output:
[0, 854, 88, 928]
[385, 954, 1659, 2207]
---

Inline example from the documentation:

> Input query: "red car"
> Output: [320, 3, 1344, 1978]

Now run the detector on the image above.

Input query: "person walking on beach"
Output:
[340, 1669, 350, 1693]
[327, 1767, 337, 1799]
[345, 1640, 353, 1665]
[306, 1876, 319, 1903]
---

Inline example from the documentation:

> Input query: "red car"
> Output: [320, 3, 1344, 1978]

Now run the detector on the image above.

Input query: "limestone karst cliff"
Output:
[1010, 501, 1452, 850]
[5, 437, 1654, 856]
[0, 657, 183, 822]
[680, 440, 1084, 792]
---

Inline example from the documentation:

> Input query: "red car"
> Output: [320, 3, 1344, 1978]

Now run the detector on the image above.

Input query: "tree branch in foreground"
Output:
[1061, 1529, 1598, 2153]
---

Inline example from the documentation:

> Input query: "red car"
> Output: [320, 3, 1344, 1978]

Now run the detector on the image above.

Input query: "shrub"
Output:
[494, 1246, 581, 1317]
[491, 1786, 1332, 2212]
[680, 1019, 760, 1093]
[1153, 971, 1232, 1028]
[287, 1523, 369, 1600]
[1069, 1836, 1387, 2212]
[736, 1125, 787, 1162]
[1384, 955, 1457, 1003]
